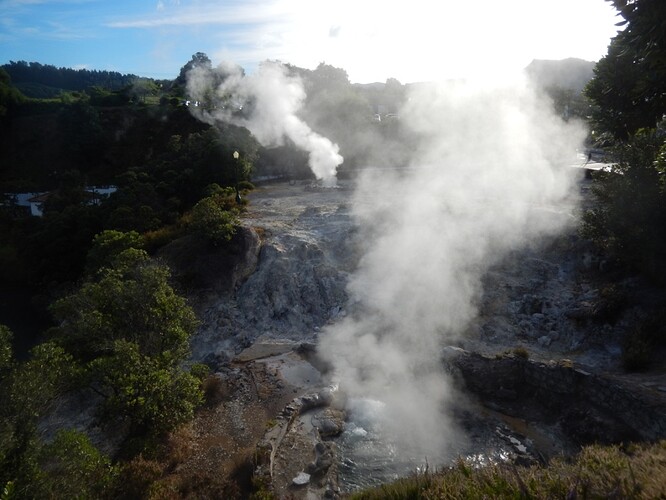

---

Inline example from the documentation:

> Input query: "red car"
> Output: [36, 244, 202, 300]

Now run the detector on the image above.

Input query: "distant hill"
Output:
[525, 58, 596, 93]
[2, 60, 140, 97]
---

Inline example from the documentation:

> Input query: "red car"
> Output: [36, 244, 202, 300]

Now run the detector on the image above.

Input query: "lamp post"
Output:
[233, 151, 242, 204]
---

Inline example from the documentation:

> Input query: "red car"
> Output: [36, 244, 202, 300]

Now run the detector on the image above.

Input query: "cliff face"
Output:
[191, 175, 647, 371]
[189, 182, 356, 361]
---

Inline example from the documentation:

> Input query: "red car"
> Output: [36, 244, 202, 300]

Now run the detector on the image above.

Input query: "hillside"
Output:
[525, 57, 596, 93]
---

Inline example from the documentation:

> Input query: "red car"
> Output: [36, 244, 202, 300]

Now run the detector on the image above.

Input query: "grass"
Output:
[351, 440, 666, 499]
[512, 346, 529, 359]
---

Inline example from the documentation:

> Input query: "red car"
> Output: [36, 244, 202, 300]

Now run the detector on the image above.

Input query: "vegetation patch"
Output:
[352, 441, 666, 499]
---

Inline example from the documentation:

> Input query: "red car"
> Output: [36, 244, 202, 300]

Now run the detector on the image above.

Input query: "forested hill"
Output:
[2, 61, 141, 98]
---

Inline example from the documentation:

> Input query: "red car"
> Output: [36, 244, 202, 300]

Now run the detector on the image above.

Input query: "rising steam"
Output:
[186, 61, 343, 186]
[318, 77, 586, 461]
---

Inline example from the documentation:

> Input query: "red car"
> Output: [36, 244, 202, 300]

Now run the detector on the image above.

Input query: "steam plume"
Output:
[187, 61, 343, 186]
[319, 77, 586, 461]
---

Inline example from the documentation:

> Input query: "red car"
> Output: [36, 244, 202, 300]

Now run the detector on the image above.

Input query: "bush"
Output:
[353, 441, 666, 499]
[202, 373, 229, 406]
[189, 196, 238, 245]
[513, 346, 529, 359]
[189, 362, 210, 381]
[237, 180, 256, 191]
[116, 455, 164, 499]
[34, 429, 118, 499]
[142, 224, 186, 254]
[94, 340, 203, 436]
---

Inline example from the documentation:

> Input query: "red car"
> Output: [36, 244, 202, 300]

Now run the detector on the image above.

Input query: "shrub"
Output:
[116, 455, 164, 499]
[189, 196, 238, 245]
[34, 430, 118, 499]
[94, 340, 204, 436]
[237, 180, 256, 191]
[513, 346, 529, 359]
[142, 224, 186, 254]
[202, 373, 229, 406]
[353, 441, 666, 499]
[189, 362, 210, 381]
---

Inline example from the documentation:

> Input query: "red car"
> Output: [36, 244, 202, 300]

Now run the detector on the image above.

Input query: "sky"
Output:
[0, 0, 621, 84]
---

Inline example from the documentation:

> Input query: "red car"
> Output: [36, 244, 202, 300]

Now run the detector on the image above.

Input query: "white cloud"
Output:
[107, 0, 620, 83]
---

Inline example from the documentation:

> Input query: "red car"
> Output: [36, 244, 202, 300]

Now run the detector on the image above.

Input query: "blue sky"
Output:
[0, 0, 621, 83]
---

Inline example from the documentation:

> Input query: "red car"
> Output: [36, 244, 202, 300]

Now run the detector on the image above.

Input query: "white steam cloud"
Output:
[187, 61, 343, 186]
[318, 78, 586, 461]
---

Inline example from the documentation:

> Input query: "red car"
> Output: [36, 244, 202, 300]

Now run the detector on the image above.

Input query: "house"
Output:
[3, 186, 117, 217]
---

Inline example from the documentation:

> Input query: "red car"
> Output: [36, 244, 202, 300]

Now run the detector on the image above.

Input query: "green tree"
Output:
[0, 335, 77, 497]
[585, 40, 656, 140]
[582, 0, 666, 283]
[20, 203, 105, 286]
[190, 196, 238, 245]
[585, 0, 666, 140]
[173, 52, 212, 95]
[33, 429, 117, 499]
[0, 68, 25, 119]
[91, 339, 202, 435]
[56, 100, 106, 168]
[85, 229, 143, 275]
[49, 249, 197, 363]
[582, 130, 666, 281]
[48, 249, 202, 439]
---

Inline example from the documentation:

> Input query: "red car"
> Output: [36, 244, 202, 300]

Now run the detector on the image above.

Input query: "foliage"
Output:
[91, 339, 202, 435]
[19, 203, 105, 286]
[142, 223, 188, 254]
[0, 333, 78, 497]
[582, 130, 666, 281]
[189, 362, 210, 381]
[237, 180, 256, 191]
[7, 341, 77, 420]
[585, 0, 666, 140]
[55, 101, 106, 167]
[583, 0, 666, 298]
[585, 41, 655, 141]
[173, 52, 213, 94]
[115, 454, 165, 499]
[49, 248, 197, 362]
[0, 325, 13, 374]
[2, 61, 138, 94]
[33, 429, 118, 499]
[85, 229, 143, 275]
[49, 242, 202, 439]
[0, 68, 25, 118]
[353, 441, 666, 499]
[189, 195, 239, 245]
[512, 346, 529, 359]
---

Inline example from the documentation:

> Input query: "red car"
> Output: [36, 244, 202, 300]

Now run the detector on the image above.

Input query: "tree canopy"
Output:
[583, 0, 666, 294]
[585, 0, 666, 139]
[50, 243, 197, 363]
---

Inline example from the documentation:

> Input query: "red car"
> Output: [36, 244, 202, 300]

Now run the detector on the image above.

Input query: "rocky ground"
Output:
[173, 172, 666, 498]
